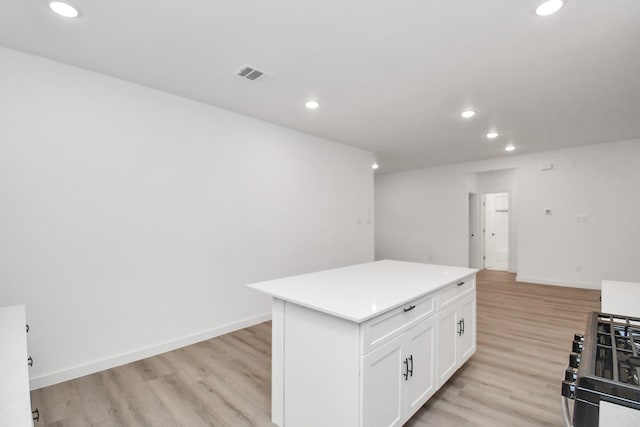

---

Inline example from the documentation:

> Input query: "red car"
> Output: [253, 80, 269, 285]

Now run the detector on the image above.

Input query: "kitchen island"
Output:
[0, 305, 33, 427]
[248, 260, 478, 427]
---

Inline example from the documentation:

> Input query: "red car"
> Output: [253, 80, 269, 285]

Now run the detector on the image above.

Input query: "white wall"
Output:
[376, 168, 468, 265]
[0, 47, 374, 389]
[376, 139, 640, 289]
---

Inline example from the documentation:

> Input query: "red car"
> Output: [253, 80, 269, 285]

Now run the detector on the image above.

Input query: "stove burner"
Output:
[595, 313, 640, 385]
[563, 312, 640, 427]
[618, 353, 640, 386]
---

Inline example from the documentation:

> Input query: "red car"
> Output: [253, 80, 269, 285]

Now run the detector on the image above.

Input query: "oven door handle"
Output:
[562, 395, 573, 427]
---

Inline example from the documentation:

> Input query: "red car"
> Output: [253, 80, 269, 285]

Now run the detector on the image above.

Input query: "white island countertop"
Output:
[248, 260, 478, 323]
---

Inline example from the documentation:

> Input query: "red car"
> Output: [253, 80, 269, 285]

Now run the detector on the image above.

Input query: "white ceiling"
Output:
[1, 0, 639, 172]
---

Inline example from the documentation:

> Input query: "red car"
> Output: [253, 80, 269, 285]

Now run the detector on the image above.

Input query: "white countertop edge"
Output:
[248, 260, 478, 323]
[262, 276, 471, 323]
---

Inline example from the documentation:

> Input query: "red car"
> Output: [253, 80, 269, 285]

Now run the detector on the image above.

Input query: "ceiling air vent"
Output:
[235, 64, 270, 82]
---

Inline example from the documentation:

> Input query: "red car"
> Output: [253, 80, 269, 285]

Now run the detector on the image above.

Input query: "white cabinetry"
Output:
[0, 305, 34, 427]
[404, 315, 438, 418]
[438, 282, 476, 385]
[362, 315, 437, 427]
[458, 293, 476, 363]
[248, 260, 478, 427]
[437, 304, 458, 384]
[362, 333, 404, 427]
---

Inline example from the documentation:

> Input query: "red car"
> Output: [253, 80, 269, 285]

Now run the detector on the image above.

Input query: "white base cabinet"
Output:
[361, 334, 404, 427]
[438, 292, 476, 385]
[269, 277, 476, 427]
[362, 315, 437, 427]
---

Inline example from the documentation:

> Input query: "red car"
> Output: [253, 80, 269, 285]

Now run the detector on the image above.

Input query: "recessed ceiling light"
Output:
[536, 0, 564, 16]
[505, 143, 516, 152]
[461, 110, 476, 119]
[372, 162, 379, 170]
[305, 100, 320, 110]
[486, 132, 499, 139]
[49, 1, 79, 18]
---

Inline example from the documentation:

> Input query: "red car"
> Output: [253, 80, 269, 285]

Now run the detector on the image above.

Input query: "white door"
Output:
[483, 194, 496, 269]
[404, 316, 437, 419]
[436, 305, 458, 385]
[458, 294, 476, 364]
[493, 193, 509, 270]
[483, 192, 509, 271]
[361, 336, 405, 427]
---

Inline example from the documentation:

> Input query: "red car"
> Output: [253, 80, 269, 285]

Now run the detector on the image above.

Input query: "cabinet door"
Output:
[437, 304, 458, 385]
[361, 336, 405, 427]
[404, 315, 437, 420]
[458, 293, 476, 364]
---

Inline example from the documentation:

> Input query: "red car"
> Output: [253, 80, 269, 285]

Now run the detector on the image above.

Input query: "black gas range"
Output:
[562, 312, 640, 426]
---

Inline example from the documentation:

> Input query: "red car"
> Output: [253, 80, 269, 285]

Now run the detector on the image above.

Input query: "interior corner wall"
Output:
[0, 47, 375, 389]
[375, 167, 470, 266]
[375, 139, 640, 290]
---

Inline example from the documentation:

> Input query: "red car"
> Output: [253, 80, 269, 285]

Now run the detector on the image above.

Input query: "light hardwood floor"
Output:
[31, 270, 600, 426]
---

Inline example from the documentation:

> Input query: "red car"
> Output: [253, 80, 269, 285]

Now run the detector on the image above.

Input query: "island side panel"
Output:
[272, 298, 285, 426]
[283, 302, 360, 427]
[0, 305, 31, 427]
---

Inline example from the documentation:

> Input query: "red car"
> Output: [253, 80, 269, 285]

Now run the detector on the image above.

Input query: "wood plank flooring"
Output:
[31, 270, 600, 426]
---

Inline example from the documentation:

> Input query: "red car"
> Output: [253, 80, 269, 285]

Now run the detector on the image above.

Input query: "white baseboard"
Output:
[30, 312, 272, 390]
[515, 275, 600, 290]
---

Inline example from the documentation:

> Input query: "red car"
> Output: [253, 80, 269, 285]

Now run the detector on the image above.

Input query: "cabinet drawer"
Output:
[438, 275, 475, 309]
[361, 294, 436, 354]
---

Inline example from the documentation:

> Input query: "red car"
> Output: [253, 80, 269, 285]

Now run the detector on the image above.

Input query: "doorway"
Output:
[482, 192, 509, 271]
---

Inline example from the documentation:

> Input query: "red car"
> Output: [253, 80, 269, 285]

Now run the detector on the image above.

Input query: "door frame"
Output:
[473, 192, 510, 271]
[468, 193, 480, 269]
